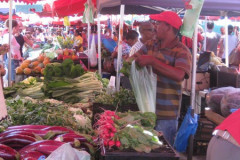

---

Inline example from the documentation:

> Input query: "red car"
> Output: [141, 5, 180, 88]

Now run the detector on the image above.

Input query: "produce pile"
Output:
[94, 88, 136, 107]
[16, 55, 50, 75]
[1, 97, 92, 134]
[55, 48, 80, 61]
[4, 77, 45, 99]
[56, 36, 74, 49]
[0, 125, 95, 160]
[94, 110, 163, 153]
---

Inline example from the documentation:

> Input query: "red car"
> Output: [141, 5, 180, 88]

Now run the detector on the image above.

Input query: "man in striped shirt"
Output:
[135, 11, 192, 145]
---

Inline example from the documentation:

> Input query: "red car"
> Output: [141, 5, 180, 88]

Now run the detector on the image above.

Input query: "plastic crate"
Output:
[193, 118, 216, 155]
[100, 136, 179, 160]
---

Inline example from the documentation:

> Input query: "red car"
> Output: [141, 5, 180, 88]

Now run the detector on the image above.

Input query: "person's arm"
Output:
[135, 55, 185, 82]
[23, 36, 33, 47]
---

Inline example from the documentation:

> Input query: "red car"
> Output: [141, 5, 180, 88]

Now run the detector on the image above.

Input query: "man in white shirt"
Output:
[219, 25, 239, 62]
[129, 22, 155, 56]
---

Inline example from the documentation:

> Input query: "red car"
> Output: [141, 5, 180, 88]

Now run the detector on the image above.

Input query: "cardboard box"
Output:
[182, 72, 210, 91]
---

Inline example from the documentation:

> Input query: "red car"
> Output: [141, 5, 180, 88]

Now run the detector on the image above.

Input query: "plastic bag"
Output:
[221, 89, 240, 117]
[129, 61, 157, 113]
[46, 143, 90, 160]
[180, 0, 204, 38]
[88, 34, 97, 67]
[206, 87, 235, 115]
[174, 107, 198, 152]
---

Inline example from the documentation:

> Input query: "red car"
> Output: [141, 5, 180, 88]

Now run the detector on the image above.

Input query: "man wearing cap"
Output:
[135, 11, 192, 145]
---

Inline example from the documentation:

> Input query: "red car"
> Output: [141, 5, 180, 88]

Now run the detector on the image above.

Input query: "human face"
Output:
[12, 24, 19, 34]
[140, 24, 155, 41]
[153, 21, 170, 40]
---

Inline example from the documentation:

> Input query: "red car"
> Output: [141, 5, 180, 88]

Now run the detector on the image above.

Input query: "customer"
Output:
[129, 22, 155, 56]
[219, 25, 239, 62]
[134, 11, 192, 145]
[202, 21, 221, 55]
[206, 109, 240, 160]
[3, 19, 22, 85]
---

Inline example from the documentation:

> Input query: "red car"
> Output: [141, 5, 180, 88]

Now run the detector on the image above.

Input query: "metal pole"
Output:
[203, 16, 207, 51]
[224, 16, 229, 67]
[8, 0, 13, 87]
[87, 22, 91, 70]
[97, 13, 102, 76]
[116, 5, 125, 91]
[187, 20, 198, 160]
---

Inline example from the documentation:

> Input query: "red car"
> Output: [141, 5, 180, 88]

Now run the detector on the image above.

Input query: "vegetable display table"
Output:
[100, 136, 179, 160]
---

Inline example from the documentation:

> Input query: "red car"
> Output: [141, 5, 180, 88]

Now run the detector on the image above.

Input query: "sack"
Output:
[46, 143, 90, 160]
[229, 43, 240, 66]
[88, 34, 97, 67]
[129, 61, 157, 113]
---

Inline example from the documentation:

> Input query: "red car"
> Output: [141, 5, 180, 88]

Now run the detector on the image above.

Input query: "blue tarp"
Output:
[0, 8, 15, 15]
[15, 4, 43, 14]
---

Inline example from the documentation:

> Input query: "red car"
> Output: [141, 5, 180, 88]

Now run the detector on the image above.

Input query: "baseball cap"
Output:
[150, 11, 182, 30]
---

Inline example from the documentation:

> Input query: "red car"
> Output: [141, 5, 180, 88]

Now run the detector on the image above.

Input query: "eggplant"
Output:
[0, 131, 37, 138]
[0, 134, 37, 143]
[0, 129, 49, 137]
[7, 125, 49, 131]
[0, 144, 19, 160]
[42, 126, 74, 133]
[36, 145, 60, 156]
[20, 151, 45, 160]
[19, 140, 64, 155]
[54, 133, 87, 143]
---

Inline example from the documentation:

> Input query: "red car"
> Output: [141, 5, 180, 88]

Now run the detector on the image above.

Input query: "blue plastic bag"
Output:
[102, 38, 117, 53]
[174, 107, 198, 152]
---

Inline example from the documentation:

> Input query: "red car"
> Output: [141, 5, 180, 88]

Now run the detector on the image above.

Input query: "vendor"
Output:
[74, 29, 83, 52]
[207, 109, 240, 160]
[134, 11, 192, 145]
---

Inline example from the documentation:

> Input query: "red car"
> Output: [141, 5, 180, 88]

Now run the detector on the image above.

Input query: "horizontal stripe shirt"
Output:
[142, 37, 192, 119]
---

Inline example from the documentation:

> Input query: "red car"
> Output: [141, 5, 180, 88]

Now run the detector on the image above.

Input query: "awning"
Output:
[53, 0, 96, 17]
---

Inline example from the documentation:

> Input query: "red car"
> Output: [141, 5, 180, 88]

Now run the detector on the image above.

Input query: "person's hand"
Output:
[135, 55, 155, 67]
[0, 64, 6, 76]
[0, 44, 10, 55]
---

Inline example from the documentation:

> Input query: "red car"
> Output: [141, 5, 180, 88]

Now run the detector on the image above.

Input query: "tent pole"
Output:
[87, 21, 91, 70]
[116, 5, 125, 91]
[224, 16, 229, 67]
[203, 16, 207, 51]
[188, 20, 198, 160]
[97, 13, 102, 76]
[8, 0, 13, 87]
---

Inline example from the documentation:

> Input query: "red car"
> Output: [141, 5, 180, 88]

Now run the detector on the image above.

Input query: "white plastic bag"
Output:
[88, 34, 97, 67]
[129, 61, 157, 113]
[46, 143, 90, 160]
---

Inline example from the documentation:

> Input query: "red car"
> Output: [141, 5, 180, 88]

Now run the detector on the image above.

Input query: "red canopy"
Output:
[53, 0, 96, 17]
[35, 3, 53, 17]
[0, 0, 39, 4]
[0, 14, 21, 21]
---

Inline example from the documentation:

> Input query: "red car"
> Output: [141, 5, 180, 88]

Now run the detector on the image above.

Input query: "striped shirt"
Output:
[129, 39, 143, 56]
[142, 38, 192, 119]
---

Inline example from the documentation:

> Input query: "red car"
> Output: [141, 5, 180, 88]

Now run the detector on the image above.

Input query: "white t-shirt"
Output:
[129, 39, 143, 56]
[3, 34, 21, 60]
[223, 35, 239, 59]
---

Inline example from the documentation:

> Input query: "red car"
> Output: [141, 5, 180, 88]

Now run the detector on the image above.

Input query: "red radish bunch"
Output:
[94, 110, 121, 149]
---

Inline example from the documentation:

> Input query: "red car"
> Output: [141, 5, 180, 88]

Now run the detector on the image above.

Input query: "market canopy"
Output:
[0, 0, 39, 4]
[97, 0, 240, 16]
[52, 0, 96, 17]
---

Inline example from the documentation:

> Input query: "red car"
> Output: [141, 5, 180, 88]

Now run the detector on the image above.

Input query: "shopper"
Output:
[134, 11, 192, 145]
[219, 25, 239, 62]
[202, 21, 221, 56]
[3, 20, 22, 85]
[206, 109, 240, 160]
[129, 22, 155, 57]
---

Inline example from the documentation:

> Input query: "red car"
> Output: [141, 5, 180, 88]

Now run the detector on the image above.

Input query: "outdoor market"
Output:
[0, 0, 240, 160]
